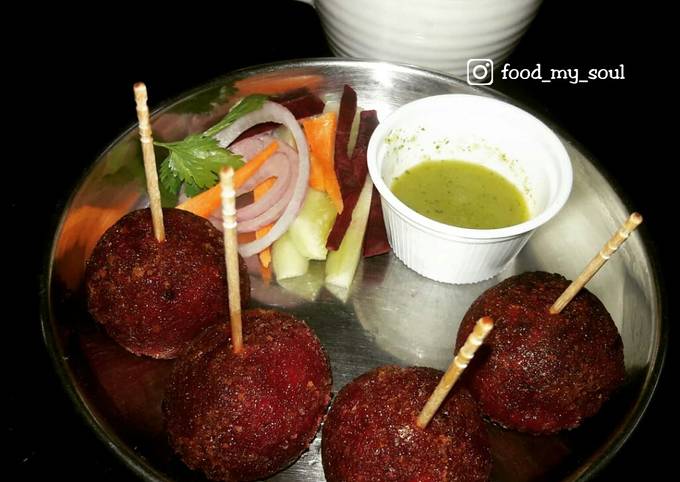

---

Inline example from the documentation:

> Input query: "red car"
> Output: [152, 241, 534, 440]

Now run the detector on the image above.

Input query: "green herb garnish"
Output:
[157, 135, 244, 196]
[156, 94, 268, 198]
[203, 94, 267, 137]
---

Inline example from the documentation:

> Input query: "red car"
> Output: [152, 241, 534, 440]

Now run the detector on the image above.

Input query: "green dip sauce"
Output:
[391, 160, 530, 229]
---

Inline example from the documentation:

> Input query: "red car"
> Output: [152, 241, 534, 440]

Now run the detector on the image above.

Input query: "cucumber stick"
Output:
[272, 231, 309, 280]
[325, 178, 373, 288]
[288, 188, 337, 260]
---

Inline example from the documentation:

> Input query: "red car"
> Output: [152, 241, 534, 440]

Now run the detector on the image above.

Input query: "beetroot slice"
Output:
[363, 185, 390, 257]
[326, 189, 360, 251]
[231, 90, 325, 143]
[326, 110, 379, 250]
[276, 90, 325, 118]
[333, 85, 358, 190]
[350, 110, 389, 257]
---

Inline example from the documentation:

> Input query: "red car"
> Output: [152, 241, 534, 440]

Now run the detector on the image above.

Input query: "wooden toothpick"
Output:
[133, 82, 165, 242]
[220, 168, 243, 354]
[550, 212, 643, 314]
[416, 317, 494, 429]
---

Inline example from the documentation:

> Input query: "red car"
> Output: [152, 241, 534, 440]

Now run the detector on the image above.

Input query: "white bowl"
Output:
[367, 94, 572, 284]
[297, 0, 544, 76]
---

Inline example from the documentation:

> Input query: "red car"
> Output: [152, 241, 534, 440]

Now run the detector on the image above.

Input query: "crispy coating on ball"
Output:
[163, 309, 332, 482]
[322, 365, 491, 482]
[86, 208, 250, 359]
[456, 271, 625, 434]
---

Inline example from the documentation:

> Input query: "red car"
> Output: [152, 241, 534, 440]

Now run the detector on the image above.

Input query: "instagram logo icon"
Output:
[467, 59, 494, 85]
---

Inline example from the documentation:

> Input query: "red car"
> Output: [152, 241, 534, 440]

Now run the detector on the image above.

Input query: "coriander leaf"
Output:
[154, 93, 265, 201]
[159, 156, 182, 206]
[183, 182, 203, 198]
[155, 135, 244, 191]
[203, 94, 268, 137]
[159, 178, 180, 207]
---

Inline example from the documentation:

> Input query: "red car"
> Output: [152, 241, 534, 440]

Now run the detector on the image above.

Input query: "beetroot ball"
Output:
[322, 366, 491, 482]
[456, 271, 625, 434]
[85, 208, 250, 359]
[163, 309, 332, 482]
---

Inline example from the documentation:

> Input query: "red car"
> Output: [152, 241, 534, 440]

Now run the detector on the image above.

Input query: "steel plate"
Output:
[42, 59, 665, 482]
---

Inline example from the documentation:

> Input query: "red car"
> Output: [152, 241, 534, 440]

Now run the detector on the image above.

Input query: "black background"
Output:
[10, 0, 672, 480]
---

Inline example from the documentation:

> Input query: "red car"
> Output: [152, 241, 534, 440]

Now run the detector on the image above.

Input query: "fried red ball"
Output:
[163, 309, 332, 482]
[85, 208, 250, 359]
[322, 366, 491, 482]
[456, 271, 625, 434]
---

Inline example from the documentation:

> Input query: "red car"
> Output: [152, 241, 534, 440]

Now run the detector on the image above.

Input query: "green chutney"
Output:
[391, 160, 530, 229]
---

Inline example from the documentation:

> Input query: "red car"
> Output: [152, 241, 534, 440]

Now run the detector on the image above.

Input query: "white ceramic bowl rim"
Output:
[367, 94, 573, 241]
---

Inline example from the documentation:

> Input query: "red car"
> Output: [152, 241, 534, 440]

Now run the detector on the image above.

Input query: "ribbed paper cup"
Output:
[304, 0, 543, 76]
[367, 94, 572, 284]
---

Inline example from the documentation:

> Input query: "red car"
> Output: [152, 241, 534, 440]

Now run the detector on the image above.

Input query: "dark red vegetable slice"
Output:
[271, 87, 323, 104]
[333, 85, 358, 190]
[278, 90, 325, 118]
[363, 185, 390, 257]
[326, 189, 361, 251]
[326, 110, 379, 250]
[349, 110, 378, 187]
[231, 90, 325, 143]
[350, 110, 389, 257]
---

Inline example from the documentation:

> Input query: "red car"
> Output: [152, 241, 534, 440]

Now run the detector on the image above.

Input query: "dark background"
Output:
[10, 0, 672, 480]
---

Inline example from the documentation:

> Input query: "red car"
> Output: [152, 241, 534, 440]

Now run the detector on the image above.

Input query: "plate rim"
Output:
[40, 57, 668, 482]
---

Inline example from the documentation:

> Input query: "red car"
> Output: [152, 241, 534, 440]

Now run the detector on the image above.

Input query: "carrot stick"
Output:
[260, 263, 272, 284]
[302, 114, 331, 190]
[257, 240, 272, 267]
[323, 155, 344, 215]
[238, 232, 256, 245]
[177, 141, 279, 217]
[307, 152, 326, 191]
[254, 178, 276, 269]
[302, 112, 344, 213]
[234, 74, 323, 97]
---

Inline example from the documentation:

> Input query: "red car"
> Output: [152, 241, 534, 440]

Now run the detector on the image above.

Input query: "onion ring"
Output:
[214, 102, 310, 257]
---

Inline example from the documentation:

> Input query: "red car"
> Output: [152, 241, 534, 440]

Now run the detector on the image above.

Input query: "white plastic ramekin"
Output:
[367, 94, 572, 284]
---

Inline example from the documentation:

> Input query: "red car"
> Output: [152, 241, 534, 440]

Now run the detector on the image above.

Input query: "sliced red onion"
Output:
[229, 133, 275, 168]
[212, 133, 297, 228]
[236, 153, 291, 222]
[233, 136, 297, 197]
[177, 133, 282, 206]
[237, 149, 298, 233]
[207, 151, 294, 230]
[203, 134, 288, 230]
[214, 102, 310, 257]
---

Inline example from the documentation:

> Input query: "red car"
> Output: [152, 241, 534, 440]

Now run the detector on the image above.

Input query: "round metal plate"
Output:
[42, 59, 665, 482]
